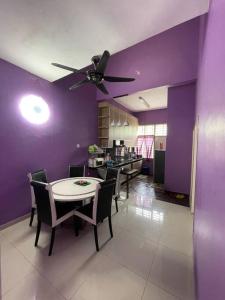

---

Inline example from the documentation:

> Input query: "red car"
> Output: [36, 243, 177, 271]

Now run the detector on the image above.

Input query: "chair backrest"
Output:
[30, 181, 56, 226]
[105, 167, 121, 197]
[69, 165, 85, 177]
[29, 169, 48, 182]
[93, 179, 116, 223]
[28, 169, 48, 207]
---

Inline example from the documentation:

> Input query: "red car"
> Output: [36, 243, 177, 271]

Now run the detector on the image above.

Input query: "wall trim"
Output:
[0, 213, 30, 231]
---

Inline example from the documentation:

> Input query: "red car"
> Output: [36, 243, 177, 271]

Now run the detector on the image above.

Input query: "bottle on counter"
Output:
[105, 153, 111, 162]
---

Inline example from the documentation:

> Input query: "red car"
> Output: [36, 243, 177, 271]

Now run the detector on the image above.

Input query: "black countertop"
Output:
[88, 157, 143, 169]
[110, 157, 143, 168]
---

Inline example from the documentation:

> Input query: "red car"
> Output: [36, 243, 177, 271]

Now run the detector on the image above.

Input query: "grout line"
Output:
[2, 222, 67, 300]
[143, 244, 180, 300]
[140, 241, 159, 300]
[147, 278, 180, 300]
[12, 246, 67, 300]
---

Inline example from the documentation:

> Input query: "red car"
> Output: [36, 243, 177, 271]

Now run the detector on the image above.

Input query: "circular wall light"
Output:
[19, 95, 50, 124]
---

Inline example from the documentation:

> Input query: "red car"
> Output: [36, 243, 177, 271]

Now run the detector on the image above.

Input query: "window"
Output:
[136, 135, 154, 159]
[138, 124, 167, 137]
[138, 125, 155, 136]
[155, 124, 167, 136]
[136, 124, 167, 159]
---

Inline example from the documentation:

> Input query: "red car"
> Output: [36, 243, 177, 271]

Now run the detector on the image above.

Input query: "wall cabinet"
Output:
[98, 101, 138, 148]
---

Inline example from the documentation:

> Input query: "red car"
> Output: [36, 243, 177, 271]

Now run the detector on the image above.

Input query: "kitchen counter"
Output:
[91, 157, 143, 181]
[110, 157, 143, 168]
[88, 157, 143, 169]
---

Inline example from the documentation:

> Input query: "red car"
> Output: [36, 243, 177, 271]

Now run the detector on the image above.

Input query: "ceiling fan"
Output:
[52, 50, 135, 95]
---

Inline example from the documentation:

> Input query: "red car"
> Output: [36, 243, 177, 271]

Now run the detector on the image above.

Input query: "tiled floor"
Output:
[0, 176, 194, 300]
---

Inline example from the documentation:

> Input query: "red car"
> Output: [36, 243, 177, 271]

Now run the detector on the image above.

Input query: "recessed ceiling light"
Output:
[19, 95, 50, 125]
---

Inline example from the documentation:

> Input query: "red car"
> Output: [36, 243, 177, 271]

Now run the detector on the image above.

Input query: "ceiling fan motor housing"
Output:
[91, 55, 102, 68]
[87, 70, 104, 83]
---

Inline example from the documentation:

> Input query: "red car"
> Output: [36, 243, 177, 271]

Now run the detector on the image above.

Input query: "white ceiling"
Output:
[0, 0, 209, 82]
[115, 86, 168, 112]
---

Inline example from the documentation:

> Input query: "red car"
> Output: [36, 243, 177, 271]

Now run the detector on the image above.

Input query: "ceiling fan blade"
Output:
[104, 76, 135, 82]
[96, 50, 110, 74]
[52, 63, 85, 74]
[69, 79, 89, 91]
[113, 94, 129, 99]
[96, 83, 109, 95]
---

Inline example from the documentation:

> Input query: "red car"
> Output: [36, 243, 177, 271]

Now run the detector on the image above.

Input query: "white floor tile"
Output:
[1, 238, 35, 295]
[102, 229, 157, 279]
[71, 254, 145, 300]
[142, 281, 179, 300]
[112, 205, 163, 243]
[2, 270, 64, 300]
[159, 225, 193, 256]
[159, 207, 193, 256]
[24, 222, 121, 299]
[149, 245, 195, 300]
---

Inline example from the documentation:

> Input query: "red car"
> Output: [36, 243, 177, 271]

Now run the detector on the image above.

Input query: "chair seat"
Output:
[55, 201, 79, 219]
[121, 169, 138, 175]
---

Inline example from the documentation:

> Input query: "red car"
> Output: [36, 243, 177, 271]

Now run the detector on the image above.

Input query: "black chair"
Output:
[69, 165, 85, 178]
[106, 168, 121, 212]
[28, 169, 48, 226]
[30, 181, 76, 256]
[74, 178, 116, 251]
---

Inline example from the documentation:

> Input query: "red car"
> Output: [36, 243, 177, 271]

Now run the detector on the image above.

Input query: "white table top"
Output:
[51, 177, 103, 202]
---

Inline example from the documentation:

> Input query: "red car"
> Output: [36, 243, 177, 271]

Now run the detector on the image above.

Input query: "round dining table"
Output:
[51, 177, 103, 202]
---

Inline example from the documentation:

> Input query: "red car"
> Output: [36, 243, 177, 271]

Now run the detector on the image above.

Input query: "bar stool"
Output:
[121, 168, 138, 199]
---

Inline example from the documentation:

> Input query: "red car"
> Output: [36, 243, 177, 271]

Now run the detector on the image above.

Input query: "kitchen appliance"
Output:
[113, 140, 125, 157]
[88, 157, 104, 168]
[113, 140, 124, 147]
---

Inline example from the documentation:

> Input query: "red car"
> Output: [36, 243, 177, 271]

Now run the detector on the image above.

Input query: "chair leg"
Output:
[35, 220, 41, 246]
[49, 227, 56, 256]
[93, 225, 99, 252]
[29, 207, 35, 226]
[115, 197, 119, 212]
[73, 215, 79, 237]
[108, 216, 113, 238]
[126, 175, 129, 199]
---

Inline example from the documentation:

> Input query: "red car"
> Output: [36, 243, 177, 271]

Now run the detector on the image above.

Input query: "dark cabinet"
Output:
[154, 150, 165, 184]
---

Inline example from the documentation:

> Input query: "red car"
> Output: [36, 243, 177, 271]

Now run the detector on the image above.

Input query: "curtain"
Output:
[136, 135, 154, 159]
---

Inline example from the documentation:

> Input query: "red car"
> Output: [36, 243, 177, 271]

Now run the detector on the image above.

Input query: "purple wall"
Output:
[194, 0, 225, 299]
[97, 17, 200, 99]
[0, 59, 97, 226]
[164, 82, 196, 195]
[134, 108, 168, 125]
[0, 15, 203, 226]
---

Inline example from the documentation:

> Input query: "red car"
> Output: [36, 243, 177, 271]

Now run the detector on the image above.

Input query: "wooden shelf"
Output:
[98, 100, 138, 148]
[98, 115, 109, 118]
